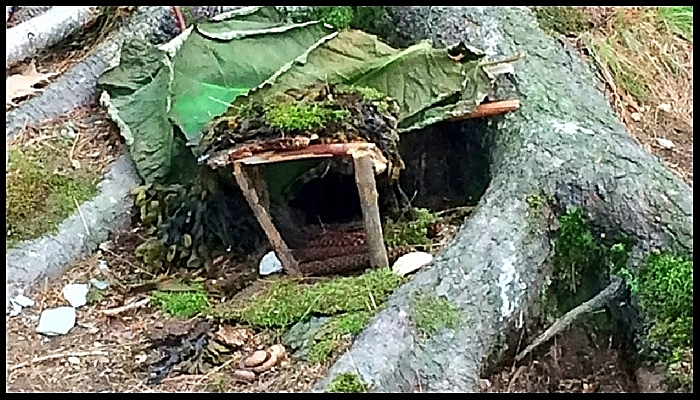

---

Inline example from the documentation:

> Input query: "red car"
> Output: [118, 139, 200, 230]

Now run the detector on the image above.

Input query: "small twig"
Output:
[73, 197, 90, 237]
[449, 100, 521, 121]
[506, 365, 527, 392]
[367, 290, 378, 311]
[9, 350, 109, 371]
[478, 52, 525, 68]
[172, 6, 186, 32]
[193, 358, 235, 386]
[102, 297, 150, 316]
[514, 279, 622, 362]
[436, 205, 475, 217]
[68, 130, 81, 161]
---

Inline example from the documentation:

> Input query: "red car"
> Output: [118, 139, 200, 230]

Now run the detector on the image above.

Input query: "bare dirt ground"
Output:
[6, 6, 692, 393]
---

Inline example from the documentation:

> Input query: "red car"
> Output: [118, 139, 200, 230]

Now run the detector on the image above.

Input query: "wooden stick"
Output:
[514, 279, 623, 362]
[172, 6, 186, 32]
[9, 350, 109, 371]
[236, 142, 377, 165]
[353, 155, 389, 268]
[233, 162, 301, 277]
[102, 297, 150, 316]
[449, 100, 521, 122]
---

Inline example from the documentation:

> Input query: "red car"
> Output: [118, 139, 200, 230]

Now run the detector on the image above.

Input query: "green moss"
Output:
[263, 102, 349, 132]
[546, 207, 633, 316]
[618, 252, 693, 367]
[409, 293, 459, 337]
[549, 207, 692, 388]
[308, 311, 372, 363]
[533, 6, 591, 36]
[6, 140, 100, 249]
[305, 6, 355, 30]
[215, 268, 404, 328]
[151, 288, 210, 318]
[325, 372, 367, 393]
[384, 208, 439, 248]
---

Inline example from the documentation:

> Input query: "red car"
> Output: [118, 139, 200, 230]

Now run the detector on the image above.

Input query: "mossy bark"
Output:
[315, 6, 692, 392]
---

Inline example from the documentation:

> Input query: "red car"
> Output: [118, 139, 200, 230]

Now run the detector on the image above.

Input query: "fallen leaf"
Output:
[6, 60, 58, 107]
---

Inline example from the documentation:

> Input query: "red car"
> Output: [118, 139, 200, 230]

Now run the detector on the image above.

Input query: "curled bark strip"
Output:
[6, 6, 101, 69]
[251, 344, 286, 373]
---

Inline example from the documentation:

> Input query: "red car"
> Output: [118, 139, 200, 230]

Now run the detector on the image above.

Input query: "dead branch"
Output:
[9, 350, 109, 371]
[101, 297, 150, 316]
[6, 6, 102, 69]
[514, 279, 623, 363]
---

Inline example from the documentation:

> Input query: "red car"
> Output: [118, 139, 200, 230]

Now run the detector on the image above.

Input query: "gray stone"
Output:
[36, 306, 76, 336]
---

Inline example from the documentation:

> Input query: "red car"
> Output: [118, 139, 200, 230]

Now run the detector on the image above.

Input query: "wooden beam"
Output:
[449, 99, 521, 121]
[233, 162, 301, 277]
[353, 154, 389, 269]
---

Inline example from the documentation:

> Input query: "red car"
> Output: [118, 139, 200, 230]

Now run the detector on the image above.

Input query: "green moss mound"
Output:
[6, 141, 100, 249]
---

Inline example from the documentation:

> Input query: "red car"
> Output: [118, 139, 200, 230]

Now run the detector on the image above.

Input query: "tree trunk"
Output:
[314, 6, 692, 392]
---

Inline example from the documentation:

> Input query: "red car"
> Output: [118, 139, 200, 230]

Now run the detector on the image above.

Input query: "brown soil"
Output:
[483, 325, 639, 393]
[5, 225, 342, 393]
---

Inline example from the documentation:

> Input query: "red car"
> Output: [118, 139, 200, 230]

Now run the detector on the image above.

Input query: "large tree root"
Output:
[314, 6, 692, 392]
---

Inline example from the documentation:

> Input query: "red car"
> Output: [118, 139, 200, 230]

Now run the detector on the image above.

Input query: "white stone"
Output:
[62, 284, 89, 308]
[13, 294, 35, 308]
[259, 251, 283, 276]
[391, 252, 433, 277]
[36, 307, 76, 336]
[89, 278, 109, 291]
[655, 138, 676, 150]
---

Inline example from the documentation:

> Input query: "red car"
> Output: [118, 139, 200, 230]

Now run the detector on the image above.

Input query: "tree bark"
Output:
[314, 6, 692, 392]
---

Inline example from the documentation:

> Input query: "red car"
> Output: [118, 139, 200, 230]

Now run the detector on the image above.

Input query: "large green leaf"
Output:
[97, 38, 164, 96]
[246, 29, 494, 131]
[102, 67, 174, 183]
[168, 18, 336, 143]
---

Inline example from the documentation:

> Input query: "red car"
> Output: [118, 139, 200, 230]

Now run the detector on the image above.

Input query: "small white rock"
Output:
[655, 138, 676, 150]
[13, 294, 35, 308]
[259, 251, 283, 276]
[631, 112, 642, 122]
[392, 252, 433, 277]
[36, 307, 77, 336]
[67, 356, 81, 365]
[89, 278, 109, 291]
[657, 103, 672, 113]
[62, 284, 90, 308]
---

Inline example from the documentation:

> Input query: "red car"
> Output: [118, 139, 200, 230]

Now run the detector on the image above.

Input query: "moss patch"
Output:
[300, 6, 355, 30]
[213, 268, 404, 329]
[618, 252, 692, 368]
[547, 206, 692, 390]
[325, 372, 367, 393]
[263, 102, 349, 132]
[6, 137, 101, 249]
[545, 207, 632, 317]
[151, 289, 210, 318]
[409, 293, 459, 337]
[384, 208, 439, 248]
[308, 310, 372, 363]
[533, 6, 591, 36]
